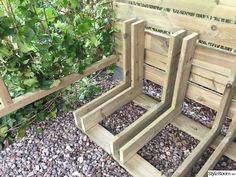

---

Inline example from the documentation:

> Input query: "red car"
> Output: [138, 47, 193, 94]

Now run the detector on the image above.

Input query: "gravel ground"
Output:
[143, 80, 162, 101]
[100, 101, 147, 135]
[0, 112, 131, 177]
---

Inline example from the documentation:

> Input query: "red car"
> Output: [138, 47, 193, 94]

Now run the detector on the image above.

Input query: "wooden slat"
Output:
[87, 124, 114, 154]
[115, 2, 236, 48]
[145, 31, 169, 56]
[131, 20, 146, 88]
[193, 45, 235, 76]
[145, 50, 168, 71]
[0, 78, 13, 107]
[124, 155, 166, 177]
[116, 0, 236, 21]
[0, 55, 118, 118]
[172, 33, 199, 107]
[162, 30, 187, 102]
[186, 83, 236, 119]
[133, 93, 158, 109]
[144, 65, 165, 86]
[122, 18, 137, 83]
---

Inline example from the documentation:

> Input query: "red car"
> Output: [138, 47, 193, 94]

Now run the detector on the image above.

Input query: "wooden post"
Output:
[122, 18, 137, 83]
[172, 33, 199, 107]
[0, 77, 12, 108]
[162, 30, 186, 102]
[131, 20, 145, 90]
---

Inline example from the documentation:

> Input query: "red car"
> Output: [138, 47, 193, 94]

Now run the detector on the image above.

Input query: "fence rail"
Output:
[0, 55, 118, 118]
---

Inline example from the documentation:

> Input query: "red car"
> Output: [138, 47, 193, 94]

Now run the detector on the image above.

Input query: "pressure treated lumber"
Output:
[0, 55, 118, 118]
[115, 2, 236, 49]
[0, 78, 13, 107]
[74, 19, 136, 125]
[115, 0, 236, 21]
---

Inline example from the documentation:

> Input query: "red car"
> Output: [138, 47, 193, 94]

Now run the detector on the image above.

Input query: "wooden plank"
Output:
[193, 45, 235, 76]
[0, 55, 118, 118]
[131, 20, 145, 88]
[145, 31, 169, 56]
[124, 155, 166, 177]
[115, 24, 171, 57]
[172, 114, 236, 162]
[186, 83, 236, 119]
[80, 87, 140, 132]
[122, 18, 137, 83]
[143, 66, 236, 120]
[144, 64, 165, 86]
[172, 79, 236, 177]
[172, 33, 199, 107]
[115, 2, 236, 48]
[196, 117, 236, 177]
[133, 93, 158, 109]
[162, 30, 187, 102]
[0, 78, 13, 107]
[145, 49, 167, 71]
[116, 0, 236, 21]
[87, 124, 114, 154]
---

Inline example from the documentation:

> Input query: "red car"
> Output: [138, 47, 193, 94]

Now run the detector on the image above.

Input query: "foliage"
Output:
[0, 0, 115, 147]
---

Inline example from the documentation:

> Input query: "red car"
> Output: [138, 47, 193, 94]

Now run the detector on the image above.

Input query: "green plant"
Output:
[0, 0, 115, 148]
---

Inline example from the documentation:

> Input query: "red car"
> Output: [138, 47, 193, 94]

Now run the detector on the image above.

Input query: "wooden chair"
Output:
[119, 32, 236, 177]
[74, 19, 187, 157]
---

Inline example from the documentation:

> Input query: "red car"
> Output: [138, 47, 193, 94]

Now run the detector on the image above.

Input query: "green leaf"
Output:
[70, 0, 78, 9]
[18, 42, 31, 53]
[0, 46, 10, 58]
[36, 127, 43, 134]
[45, 8, 55, 22]
[50, 79, 61, 88]
[23, 78, 38, 87]
[16, 127, 26, 140]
